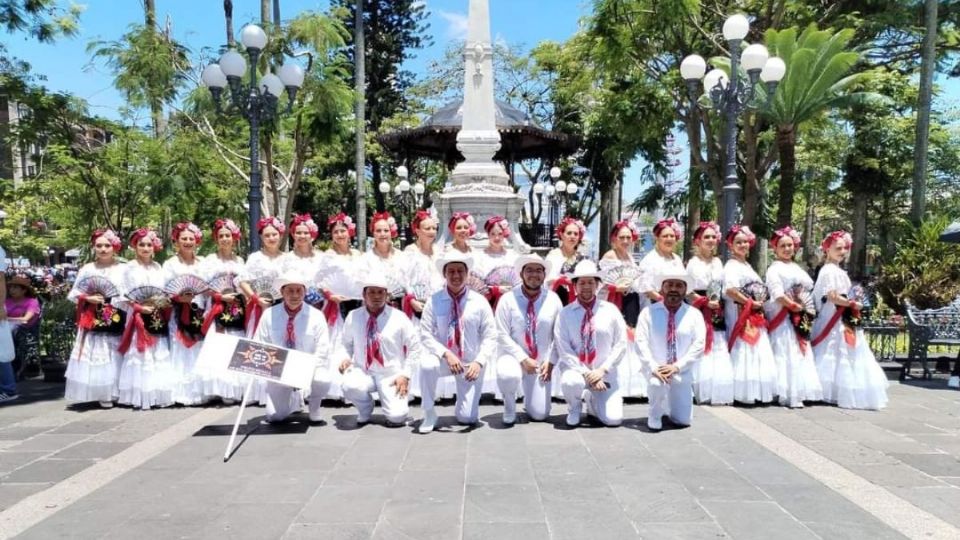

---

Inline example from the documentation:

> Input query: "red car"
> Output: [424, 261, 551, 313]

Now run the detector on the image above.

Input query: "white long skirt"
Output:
[813, 326, 888, 410]
[64, 330, 123, 403]
[769, 323, 822, 407]
[118, 338, 176, 409]
[692, 330, 735, 405]
[194, 326, 246, 402]
[729, 331, 778, 404]
[169, 319, 206, 406]
[617, 340, 648, 398]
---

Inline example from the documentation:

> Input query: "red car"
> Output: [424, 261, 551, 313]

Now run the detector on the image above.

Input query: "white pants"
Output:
[647, 373, 694, 426]
[341, 368, 409, 424]
[420, 355, 484, 424]
[264, 368, 332, 422]
[496, 356, 551, 421]
[560, 368, 623, 426]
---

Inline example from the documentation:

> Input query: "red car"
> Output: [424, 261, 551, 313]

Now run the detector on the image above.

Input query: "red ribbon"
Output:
[605, 284, 624, 310]
[551, 275, 576, 303]
[578, 300, 596, 366]
[174, 302, 199, 348]
[118, 304, 158, 354]
[488, 285, 503, 310]
[769, 305, 810, 355]
[76, 297, 97, 331]
[728, 299, 766, 352]
[321, 289, 339, 327]
[402, 293, 416, 319]
[523, 289, 540, 360]
[365, 309, 385, 369]
[201, 292, 224, 335]
[245, 294, 265, 334]
[811, 305, 858, 348]
[693, 296, 714, 354]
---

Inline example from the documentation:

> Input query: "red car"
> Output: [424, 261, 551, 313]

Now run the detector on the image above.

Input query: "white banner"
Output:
[196, 332, 317, 390]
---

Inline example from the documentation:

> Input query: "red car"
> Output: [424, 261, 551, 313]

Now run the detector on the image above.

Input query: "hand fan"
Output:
[207, 272, 239, 294]
[75, 276, 121, 299]
[484, 265, 521, 288]
[125, 285, 171, 309]
[740, 281, 769, 303]
[466, 271, 489, 295]
[164, 274, 210, 296]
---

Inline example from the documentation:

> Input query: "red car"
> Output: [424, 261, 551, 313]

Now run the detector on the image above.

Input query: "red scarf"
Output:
[578, 299, 597, 366]
[246, 294, 265, 334]
[692, 296, 714, 354]
[551, 275, 576, 303]
[769, 305, 811, 354]
[666, 303, 680, 364]
[447, 287, 466, 357]
[118, 303, 159, 354]
[811, 304, 857, 348]
[605, 284, 624, 310]
[321, 289, 339, 327]
[728, 300, 766, 352]
[174, 299, 199, 348]
[522, 288, 541, 359]
[284, 304, 302, 349]
[365, 308, 385, 369]
[201, 292, 224, 335]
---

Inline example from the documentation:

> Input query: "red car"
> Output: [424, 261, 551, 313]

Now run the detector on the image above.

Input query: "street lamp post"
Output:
[529, 166, 579, 247]
[201, 24, 305, 253]
[380, 165, 427, 244]
[680, 13, 785, 258]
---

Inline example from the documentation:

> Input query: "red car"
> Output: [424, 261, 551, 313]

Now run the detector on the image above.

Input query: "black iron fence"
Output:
[519, 223, 554, 248]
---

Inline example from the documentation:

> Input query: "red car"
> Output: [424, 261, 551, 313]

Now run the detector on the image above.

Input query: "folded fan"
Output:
[317, 268, 361, 299]
[385, 274, 407, 300]
[600, 263, 641, 290]
[788, 284, 816, 316]
[466, 271, 489, 296]
[484, 265, 521, 288]
[740, 281, 769, 304]
[75, 276, 120, 299]
[207, 272, 239, 294]
[247, 276, 281, 303]
[164, 274, 210, 297]
[707, 280, 723, 302]
[125, 285, 171, 308]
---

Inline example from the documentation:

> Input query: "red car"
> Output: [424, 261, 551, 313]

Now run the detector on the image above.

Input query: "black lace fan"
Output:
[247, 276, 281, 303]
[164, 274, 210, 297]
[739, 281, 769, 304]
[125, 286, 171, 309]
[75, 276, 120, 299]
[788, 284, 816, 316]
[207, 272, 238, 294]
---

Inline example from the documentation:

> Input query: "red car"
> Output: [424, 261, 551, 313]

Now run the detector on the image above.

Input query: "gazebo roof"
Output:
[378, 99, 579, 165]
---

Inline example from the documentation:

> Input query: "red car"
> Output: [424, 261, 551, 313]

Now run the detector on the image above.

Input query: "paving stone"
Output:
[909, 434, 960, 454]
[635, 522, 731, 539]
[462, 521, 550, 540]
[467, 449, 535, 484]
[201, 502, 303, 540]
[889, 452, 960, 477]
[761, 483, 892, 526]
[802, 440, 899, 467]
[1, 458, 96, 483]
[608, 480, 711, 523]
[284, 522, 376, 540]
[673, 467, 769, 501]
[546, 516, 640, 540]
[5, 434, 89, 453]
[463, 483, 544, 523]
[0, 450, 46, 474]
[49, 441, 132, 460]
[298, 485, 388, 523]
[370, 517, 460, 540]
[528, 444, 600, 475]
[844, 463, 946, 488]
[802, 520, 908, 540]
[231, 469, 327, 504]
[47, 420, 124, 435]
[701, 500, 819, 540]
[889, 486, 960, 528]
[0, 482, 50, 511]
[402, 442, 466, 471]
[324, 466, 399, 487]
[0, 426, 51, 441]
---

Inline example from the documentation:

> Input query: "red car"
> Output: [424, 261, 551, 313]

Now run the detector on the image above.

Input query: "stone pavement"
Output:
[0, 379, 958, 540]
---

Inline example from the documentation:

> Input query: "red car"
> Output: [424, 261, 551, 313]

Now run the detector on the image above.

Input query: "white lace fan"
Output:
[164, 274, 210, 297]
[207, 272, 239, 294]
[385, 273, 407, 300]
[466, 271, 489, 296]
[600, 263, 641, 290]
[484, 265, 521, 288]
[75, 276, 121, 299]
[317, 267, 361, 299]
[125, 285, 171, 309]
[247, 275, 281, 303]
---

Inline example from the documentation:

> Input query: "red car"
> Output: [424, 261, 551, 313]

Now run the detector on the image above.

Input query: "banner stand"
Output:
[223, 378, 255, 462]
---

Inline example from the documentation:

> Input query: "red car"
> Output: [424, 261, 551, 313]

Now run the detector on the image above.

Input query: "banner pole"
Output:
[224, 377, 255, 462]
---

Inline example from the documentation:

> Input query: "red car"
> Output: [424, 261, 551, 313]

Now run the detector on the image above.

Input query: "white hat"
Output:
[513, 253, 552, 277]
[435, 251, 474, 274]
[360, 273, 390, 291]
[274, 271, 308, 291]
[571, 260, 601, 281]
[654, 270, 693, 291]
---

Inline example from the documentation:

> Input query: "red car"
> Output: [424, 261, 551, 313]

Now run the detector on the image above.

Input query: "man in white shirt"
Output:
[555, 261, 628, 427]
[495, 254, 562, 424]
[418, 252, 497, 433]
[253, 272, 333, 423]
[637, 271, 706, 431]
[338, 274, 422, 427]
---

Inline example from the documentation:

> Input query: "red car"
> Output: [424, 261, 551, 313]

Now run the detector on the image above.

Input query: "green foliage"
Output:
[876, 216, 960, 311]
[0, 0, 82, 42]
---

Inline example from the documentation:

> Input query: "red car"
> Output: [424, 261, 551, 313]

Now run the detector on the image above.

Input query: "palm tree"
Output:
[911, 0, 937, 227]
[764, 24, 864, 227]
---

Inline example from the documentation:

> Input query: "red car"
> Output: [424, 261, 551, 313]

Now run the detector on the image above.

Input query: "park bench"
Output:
[903, 302, 960, 381]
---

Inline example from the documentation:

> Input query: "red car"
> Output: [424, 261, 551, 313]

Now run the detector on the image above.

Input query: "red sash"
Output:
[487, 285, 503, 310]
[76, 295, 98, 330]
[551, 275, 575, 303]
[811, 305, 858, 348]
[692, 296, 714, 354]
[245, 294, 265, 333]
[201, 292, 224, 335]
[118, 304, 158, 354]
[769, 306, 810, 354]
[605, 284, 623, 310]
[402, 293, 416, 319]
[728, 300, 766, 352]
[174, 301, 199, 348]
[321, 290, 339, 327]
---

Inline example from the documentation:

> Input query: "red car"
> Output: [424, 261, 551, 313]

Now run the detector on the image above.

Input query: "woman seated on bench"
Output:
[4, 274, 42, 379]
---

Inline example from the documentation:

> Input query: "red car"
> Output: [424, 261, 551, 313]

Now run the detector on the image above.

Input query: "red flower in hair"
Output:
[484, 215, 511, 238]
[327, 212, 356, 238]
[412, 209, 433, 231]
[288, 213, 319, 239]
[555, 217, 586, 244]
[770, 226, 802, 249]
[129, 228, 163, 253]
[370, 211, 399, 238]
[725, 224, 756, 247]
[610, 220, 640, 242]
[213, 218, 241, 241]
[821, 230, 852, 253]
[653, 218, 683, 240]
[692, 221, 720, 241]
[257, 216, 286, 235]
[448, 212, 477, 236]
[91, 228, 122, 253]
[171, 221, 203, 244]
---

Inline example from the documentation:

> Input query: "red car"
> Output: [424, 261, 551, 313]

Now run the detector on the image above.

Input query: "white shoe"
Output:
[98, 401, 114, 409]
[420, 409, 438, 434]
[503, 400, 517, 425]
[308, 410, 325, 423]
[356, 411, 372, 424]
[566, 409, 581, 426]
[647, 414, 663, 431]
[948, 376, 960, 389]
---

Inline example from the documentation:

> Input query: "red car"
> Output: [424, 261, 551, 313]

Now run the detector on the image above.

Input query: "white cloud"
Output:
[438, 10, 469, 40]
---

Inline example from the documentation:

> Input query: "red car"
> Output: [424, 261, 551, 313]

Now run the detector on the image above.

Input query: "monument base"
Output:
[438, 182, 530, 253]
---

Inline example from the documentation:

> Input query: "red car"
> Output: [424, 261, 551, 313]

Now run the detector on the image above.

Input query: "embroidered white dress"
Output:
[686, 256, 734, 405]
[812, 263, 889, 410]
[196, 253, 247, 402]
[163, 256, 208, 405]
[401, 244, 444, 398]
[765, 261, 823, 407]
[117, 260, 176, 409]
[64, 262, 126, 403]
[316, 249, 364, 400]
[473, 248, 519, 399]
[238, 250, 285, 404]
[723, 259, 778, 403]
[599, 254, 649, 399]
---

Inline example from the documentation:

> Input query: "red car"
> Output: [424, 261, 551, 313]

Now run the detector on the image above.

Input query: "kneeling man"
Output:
[637, 271, 706, 431]
[555, 261, 628, 427]
[338, 275, 422, 426]
[254, 272, 332, 423]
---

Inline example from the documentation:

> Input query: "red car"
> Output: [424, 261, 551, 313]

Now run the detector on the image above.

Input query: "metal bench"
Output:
[904, 302, 960, 380]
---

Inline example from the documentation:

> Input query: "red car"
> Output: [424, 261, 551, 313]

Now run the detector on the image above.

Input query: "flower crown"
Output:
[821, 230, 852, 252]
[484, 215, 511, 238]
[91, 228, 122, 253]
[555, 217, 586, 244]
[130, 228, 163, 253]
[370, 211, 399, 238]
[610, 219, 640, 242]
[692, 221, 720, 241]
[171, 221, 203, 244]
[213, 218, 241, 241]
[653, 218, 683, 240]
[725, 224, 756, 247]
[770, 226, 802, 249]
[289, 213, 319, 239]
[257, 216, 286, 235]
[448, 212, 477, 236]
[327, 212, 357, 238]
[412, 209, 433, 231]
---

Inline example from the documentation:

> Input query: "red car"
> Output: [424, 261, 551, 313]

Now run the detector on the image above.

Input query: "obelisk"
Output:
[438, 0, 528, 251]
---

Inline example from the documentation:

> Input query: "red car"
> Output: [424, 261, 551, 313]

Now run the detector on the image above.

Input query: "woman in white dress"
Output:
[64, 229, 127, 407]
[446, 212, 476, 255]
[637, 218, 685, 305]
[600, 220, 646, 398]
[197, 218, 246, 404]
[812, 231, 888, 410]
[117, 228, 176, 409]
[403, 210, 444, 318]
[476, 215, 519, 308]
[318, 212, 362, 400]
[163, 222, 207, 406]
[280, 213, 326, 309]
[545, 217, 588, 306]
[723, 225, 778, 404]
[686, 221, 734, 405]
[764, 226, 823, 408]
[361, 211, 408, 309]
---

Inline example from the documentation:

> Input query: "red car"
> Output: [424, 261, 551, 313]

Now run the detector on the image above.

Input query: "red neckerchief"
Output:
[447, 287, 466, 357]
[521, 288, 541, 359]
[578, 299, 597, 366]
[666, 303, 680, 364]
[365, 307, 385, 369]
[284, 304, 302, 349]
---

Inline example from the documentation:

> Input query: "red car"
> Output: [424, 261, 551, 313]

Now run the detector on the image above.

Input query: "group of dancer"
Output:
[62, 210, 889, 432]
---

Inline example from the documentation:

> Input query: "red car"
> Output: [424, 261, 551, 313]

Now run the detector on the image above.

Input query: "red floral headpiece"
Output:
[692, 221, 721, 242]
[555, 217, 586, 244]
[725, 224, 757, 247]
[821, 230, 852, 252]
[257, 216, 286, 235]
[171, 221, 203, 244]
[448, 212, 477, 236]
[91, 228, 122, 253]
[653, 218, 683, 240]
[213, 218, 241, 241]
[484, 215, 511, 238]
[370, 211, 399, 238]
[327, 212, 356, 238]
[770, 226, 802, 249]
[129, 228, 163, 253]
[412, 209, 434, 231]
[610, 219, 640, 242]
[288, 213, 319, 239]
